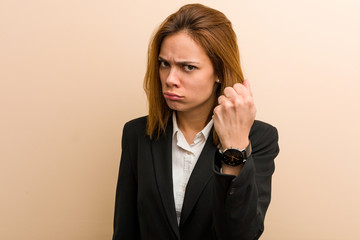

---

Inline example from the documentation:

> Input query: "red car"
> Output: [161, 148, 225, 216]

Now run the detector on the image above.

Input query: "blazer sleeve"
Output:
[212, 122, 279, 240]
[112, 123, 140, 240]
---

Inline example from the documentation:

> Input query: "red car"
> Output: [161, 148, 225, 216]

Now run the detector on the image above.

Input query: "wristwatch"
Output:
[216, 142, 252, 166]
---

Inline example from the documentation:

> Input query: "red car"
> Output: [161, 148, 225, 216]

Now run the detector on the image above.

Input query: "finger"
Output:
[233, 83, 247, 96]
[213, 105, 221, 118]
[223, 86, 237, 98]
[217, 95, 227, 105]
[243, 78, 253, 97]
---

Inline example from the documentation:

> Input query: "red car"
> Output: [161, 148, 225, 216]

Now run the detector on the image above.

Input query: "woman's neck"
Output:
[175, 109, 211, 144]
[177, 111, 208, 132]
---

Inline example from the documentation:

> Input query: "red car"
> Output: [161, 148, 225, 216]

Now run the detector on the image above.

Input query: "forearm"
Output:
[212, 123, 279, 240]
[213, 156, 265, 240]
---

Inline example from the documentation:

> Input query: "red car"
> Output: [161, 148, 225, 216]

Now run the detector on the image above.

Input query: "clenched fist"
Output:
[213, 79, 256, 152]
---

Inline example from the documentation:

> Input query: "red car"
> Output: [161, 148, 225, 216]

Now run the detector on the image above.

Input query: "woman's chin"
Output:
[166, 101, 184, 111]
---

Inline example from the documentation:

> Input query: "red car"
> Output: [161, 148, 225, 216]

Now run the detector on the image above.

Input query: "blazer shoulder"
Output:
[124, 116, 147, 129]
[122, 116, 148, 139]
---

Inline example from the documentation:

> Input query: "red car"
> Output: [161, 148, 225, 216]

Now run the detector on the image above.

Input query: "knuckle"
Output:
[233, 83, 241, 88]
[218, 95, 225, 103]
[233, 83, 243, 92]
[223, 101, 233, 109]
[233, 97, 243, 107]
[244, 98, 251, 106]
[223, 87, 232, 96]
[244, 95, 254, 105]
[224, 86, 232, 92]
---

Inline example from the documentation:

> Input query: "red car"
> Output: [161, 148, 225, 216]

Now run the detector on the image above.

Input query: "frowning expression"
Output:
[159, 31, 218, 116]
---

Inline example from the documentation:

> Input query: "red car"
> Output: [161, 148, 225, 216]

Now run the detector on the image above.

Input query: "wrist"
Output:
[216, 141, 252, 167]
[221, 138, 250, 151]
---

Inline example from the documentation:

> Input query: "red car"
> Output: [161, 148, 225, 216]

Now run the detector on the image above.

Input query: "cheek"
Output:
[159, 71, 166, 86]
[187, 80, 215, 100]
[190, 73, 216, 91]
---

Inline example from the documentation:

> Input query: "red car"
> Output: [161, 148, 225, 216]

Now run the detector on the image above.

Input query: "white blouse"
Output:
[171, 112, 214, 224]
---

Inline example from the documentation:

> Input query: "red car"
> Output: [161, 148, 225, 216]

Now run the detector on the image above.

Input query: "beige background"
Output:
[1, 0, 359, 239]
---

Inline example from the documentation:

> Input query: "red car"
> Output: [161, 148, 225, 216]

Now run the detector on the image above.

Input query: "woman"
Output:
[113, 3, 279, 240]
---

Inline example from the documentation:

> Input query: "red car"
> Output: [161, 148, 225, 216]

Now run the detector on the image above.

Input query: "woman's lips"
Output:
[163, 92, 183, 100]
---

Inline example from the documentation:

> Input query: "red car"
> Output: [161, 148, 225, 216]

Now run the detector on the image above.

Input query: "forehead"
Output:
[159, 32, 209, 62]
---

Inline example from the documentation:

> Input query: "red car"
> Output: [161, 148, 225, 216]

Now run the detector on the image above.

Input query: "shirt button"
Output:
[229, 188, 236, 195]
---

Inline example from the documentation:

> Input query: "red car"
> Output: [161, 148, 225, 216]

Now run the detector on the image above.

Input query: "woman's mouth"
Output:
[163, 92, 183, 100]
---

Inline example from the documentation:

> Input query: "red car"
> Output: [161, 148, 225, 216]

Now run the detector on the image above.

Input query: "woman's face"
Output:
[159, 31, 218, 116]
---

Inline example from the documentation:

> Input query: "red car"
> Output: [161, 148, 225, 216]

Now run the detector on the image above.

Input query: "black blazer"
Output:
[112, 116, 279, 240]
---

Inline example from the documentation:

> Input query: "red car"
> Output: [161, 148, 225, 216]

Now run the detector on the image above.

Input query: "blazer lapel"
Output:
[179, 129, 217, 227]
[151, 119, 180, 240]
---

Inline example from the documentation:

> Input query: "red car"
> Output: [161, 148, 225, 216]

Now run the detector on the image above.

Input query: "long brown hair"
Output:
[144, 3, 244, 141]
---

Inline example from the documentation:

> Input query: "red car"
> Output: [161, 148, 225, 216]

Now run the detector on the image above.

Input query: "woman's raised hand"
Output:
[213, 79, 256, 151]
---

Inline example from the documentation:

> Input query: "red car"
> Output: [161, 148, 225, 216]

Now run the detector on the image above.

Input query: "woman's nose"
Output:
[165, 68, 180, 87]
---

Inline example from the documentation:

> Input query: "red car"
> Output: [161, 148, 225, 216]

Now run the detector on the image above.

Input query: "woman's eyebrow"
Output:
[158, 56, 200, 65]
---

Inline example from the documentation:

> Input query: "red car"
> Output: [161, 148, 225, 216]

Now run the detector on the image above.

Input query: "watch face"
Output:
[223, 149, 245, 166]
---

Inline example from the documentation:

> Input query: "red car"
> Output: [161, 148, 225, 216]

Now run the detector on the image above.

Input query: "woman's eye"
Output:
[159, 61, 169, 68]
[184, 65, 196, 72]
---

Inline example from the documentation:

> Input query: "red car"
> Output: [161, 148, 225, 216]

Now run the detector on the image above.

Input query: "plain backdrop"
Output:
[1, 0, 360, 239]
